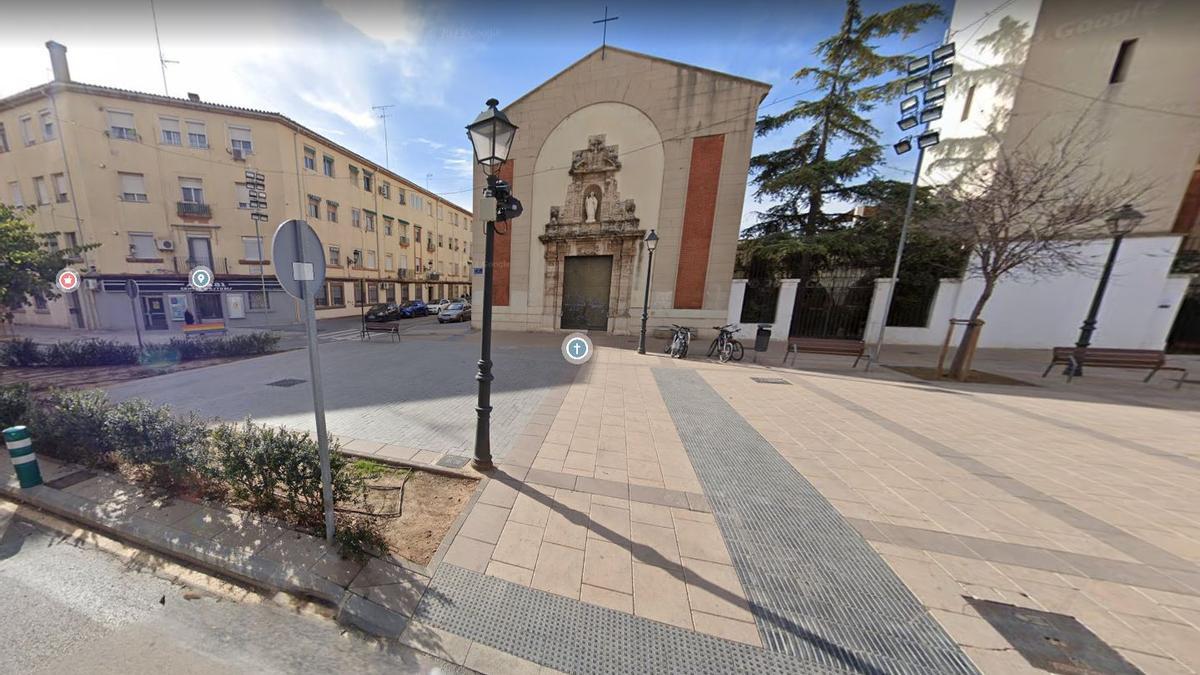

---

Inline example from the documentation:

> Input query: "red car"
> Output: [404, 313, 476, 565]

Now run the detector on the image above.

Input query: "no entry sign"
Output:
[55, 268, 81, 293]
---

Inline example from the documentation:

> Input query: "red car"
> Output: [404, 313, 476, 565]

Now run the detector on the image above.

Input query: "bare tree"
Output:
[925, 128, 1150, 378]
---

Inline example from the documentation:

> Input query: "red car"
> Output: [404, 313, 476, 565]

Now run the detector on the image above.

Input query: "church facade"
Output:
[470, 46, 769, 335]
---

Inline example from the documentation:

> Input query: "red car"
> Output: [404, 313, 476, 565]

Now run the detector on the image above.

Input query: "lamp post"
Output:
[636, 229, 659, 354]
[466, 98, 520, 472]
[1067, 203, 1144, 376]
[869, 42, 954, 371]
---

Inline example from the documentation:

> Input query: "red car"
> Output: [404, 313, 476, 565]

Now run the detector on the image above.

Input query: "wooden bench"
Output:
[783, 337, 866, 368]
[182, 321, 226, 337]
[1043, 347, 1187, 388]
[362, 322, 400, 342]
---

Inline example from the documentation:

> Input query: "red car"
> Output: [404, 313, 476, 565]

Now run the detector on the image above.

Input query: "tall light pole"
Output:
[1067, 203, 1144, 376]
[868, 42, 955, 371]
[637, 230, 659, 354]
[466, 99, 520, 472]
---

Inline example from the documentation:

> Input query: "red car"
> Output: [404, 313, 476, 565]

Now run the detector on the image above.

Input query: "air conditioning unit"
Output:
[231, 148, 245, 161]
[157, 239, 175, 251]
[84, 278, 98, 290]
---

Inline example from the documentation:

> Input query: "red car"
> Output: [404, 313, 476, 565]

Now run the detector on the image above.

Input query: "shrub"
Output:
[334, 513, 388, 564]
[43, 339, 139, 367]
[153, 332, 280, 362]
[104, 399, 210, 489]
[28, 389, 115, 466]
[2, 338, 43, 366]
[210, 420, 358, 523]
[0, 383, 31, 429]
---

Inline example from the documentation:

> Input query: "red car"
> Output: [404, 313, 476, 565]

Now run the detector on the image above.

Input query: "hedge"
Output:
[1, 332, 280, 368]
[0, 384, 381, 561]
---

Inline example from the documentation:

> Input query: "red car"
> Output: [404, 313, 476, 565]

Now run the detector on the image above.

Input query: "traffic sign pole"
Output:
[273, 218, 334, 544]
[126, 280, 143, 351]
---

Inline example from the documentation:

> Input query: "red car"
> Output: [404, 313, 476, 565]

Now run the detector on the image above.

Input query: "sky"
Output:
[0, 0, 951, 221]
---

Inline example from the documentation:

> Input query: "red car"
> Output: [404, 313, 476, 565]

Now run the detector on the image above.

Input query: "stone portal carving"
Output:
[539, 134, 647, 331]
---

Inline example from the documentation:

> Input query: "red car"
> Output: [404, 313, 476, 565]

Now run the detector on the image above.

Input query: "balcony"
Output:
[399, 235, 410, 246]
[397, 269, 411, 280]
[177, 201, 212, 218]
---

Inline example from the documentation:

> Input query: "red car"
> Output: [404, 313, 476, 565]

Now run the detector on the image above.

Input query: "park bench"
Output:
[1042, 347, 1187, 388]
[182, 321, 227, 337]
[362, 322, 400, 342]
[783, 337, 866, 368]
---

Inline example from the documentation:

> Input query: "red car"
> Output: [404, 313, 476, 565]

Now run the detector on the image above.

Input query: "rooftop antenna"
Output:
[593, 6, 619, 60]
[372, 104, 395, 168]
[149, 0, 177, 95]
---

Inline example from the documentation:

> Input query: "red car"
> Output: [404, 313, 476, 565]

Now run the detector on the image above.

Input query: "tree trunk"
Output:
[948, 280, 994, 379]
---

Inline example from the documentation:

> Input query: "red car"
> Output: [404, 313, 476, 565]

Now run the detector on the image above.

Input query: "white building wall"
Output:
[879, 235, 1192, 349]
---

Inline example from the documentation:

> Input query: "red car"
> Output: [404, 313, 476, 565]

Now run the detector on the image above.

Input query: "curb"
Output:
[0, 472, 407, 639]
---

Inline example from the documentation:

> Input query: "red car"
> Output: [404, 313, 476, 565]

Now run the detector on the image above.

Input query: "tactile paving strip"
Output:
[417, 563, 834, 675]
[652, 369, 978, 675]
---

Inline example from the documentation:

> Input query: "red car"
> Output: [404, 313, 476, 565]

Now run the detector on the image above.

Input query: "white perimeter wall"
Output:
[729, 235, 1194, 350]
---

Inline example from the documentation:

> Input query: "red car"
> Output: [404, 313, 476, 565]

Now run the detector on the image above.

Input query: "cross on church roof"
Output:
[593, 6, 619, 60]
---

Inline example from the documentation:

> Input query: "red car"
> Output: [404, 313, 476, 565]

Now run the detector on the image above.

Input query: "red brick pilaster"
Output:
[674, 134, 725, 309]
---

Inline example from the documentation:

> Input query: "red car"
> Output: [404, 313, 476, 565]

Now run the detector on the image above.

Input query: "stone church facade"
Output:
[471, 46, 770, 335]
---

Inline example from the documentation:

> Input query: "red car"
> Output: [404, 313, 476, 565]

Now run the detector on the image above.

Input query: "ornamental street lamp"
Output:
[636, 229, 659, 354]
[466, 98, 521, 472]
[1067, 203, 1144, 376]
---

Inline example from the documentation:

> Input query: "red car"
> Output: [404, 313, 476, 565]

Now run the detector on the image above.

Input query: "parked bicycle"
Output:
[707, 324, 744, 363]
[664, 324, 694, 359]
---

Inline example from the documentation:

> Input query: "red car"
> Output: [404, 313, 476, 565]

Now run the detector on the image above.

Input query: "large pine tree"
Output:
[745, 0, 941, 277]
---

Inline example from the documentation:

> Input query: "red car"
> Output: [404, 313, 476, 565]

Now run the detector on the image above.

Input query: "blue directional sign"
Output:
[561, 332, 594, 365]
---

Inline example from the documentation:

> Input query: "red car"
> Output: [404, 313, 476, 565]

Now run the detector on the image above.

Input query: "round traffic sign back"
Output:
[271, 219, 326, 300]
[55, 267, 80, 293]
[190, 265, 214, 291]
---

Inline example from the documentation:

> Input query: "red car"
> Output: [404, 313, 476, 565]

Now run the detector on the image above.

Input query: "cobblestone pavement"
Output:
[104, 333, 577, 459]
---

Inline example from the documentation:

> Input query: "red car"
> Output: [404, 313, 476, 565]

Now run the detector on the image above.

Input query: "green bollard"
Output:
[4, 426, 43, 489]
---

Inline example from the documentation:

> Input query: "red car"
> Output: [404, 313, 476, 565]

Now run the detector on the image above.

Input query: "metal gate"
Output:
[789, 269, 878, 339]
[1168, 283, 1200, 353]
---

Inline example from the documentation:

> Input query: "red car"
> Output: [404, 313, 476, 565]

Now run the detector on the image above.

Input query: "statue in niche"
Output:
[549, 206, 560, 225]
[585, 192, 599, 223]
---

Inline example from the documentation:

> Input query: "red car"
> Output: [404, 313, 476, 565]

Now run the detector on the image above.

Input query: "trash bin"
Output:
[754, 325, 771, 352]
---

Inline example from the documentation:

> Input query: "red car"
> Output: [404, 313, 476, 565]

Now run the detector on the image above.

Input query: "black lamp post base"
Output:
[470, 458, 495, 471]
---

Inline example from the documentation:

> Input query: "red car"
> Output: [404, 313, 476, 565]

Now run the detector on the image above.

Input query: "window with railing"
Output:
[108, 110, 136, 140]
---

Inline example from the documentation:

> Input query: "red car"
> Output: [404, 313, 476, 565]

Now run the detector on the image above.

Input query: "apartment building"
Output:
[0, 41, 473, 333]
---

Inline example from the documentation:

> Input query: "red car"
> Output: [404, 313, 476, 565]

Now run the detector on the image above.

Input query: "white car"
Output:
[426, 299, 450, 313]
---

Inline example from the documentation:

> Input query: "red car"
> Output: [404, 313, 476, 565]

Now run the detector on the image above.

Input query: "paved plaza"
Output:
[98, 332, 1200, 673]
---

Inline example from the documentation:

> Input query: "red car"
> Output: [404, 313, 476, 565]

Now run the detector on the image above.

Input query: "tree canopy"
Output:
[0, 204, 94, 322]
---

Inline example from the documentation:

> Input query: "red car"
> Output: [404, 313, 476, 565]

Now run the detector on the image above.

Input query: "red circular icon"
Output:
[56, 268, 80, 293]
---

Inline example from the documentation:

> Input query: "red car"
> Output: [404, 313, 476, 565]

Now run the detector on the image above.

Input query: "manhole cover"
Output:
[44, 470, 96, 490]
[436, 455, 470, 468]
[751, 377, 791, 385]
[966, 598, 1142, 674]
[266, 378, 307, 388]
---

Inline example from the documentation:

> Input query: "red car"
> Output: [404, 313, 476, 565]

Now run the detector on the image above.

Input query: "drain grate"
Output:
[266, 378, 307, 388]
[750, 377, 791, 385]
[436, 455, 469, 469]
[44, 470, 97, 490]
[966, 598, 1142, 674]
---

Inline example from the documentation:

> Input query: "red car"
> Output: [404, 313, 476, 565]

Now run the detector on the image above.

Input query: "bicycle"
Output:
[664, 324, 694, 359]
[707, 324, 744, 363]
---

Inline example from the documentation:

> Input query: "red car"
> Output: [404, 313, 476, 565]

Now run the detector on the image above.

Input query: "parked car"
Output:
[398, 300, 429, 318]
[364, 303, 402, 322]
[438, 302, 471, 323]
[427, 298, 450, 313]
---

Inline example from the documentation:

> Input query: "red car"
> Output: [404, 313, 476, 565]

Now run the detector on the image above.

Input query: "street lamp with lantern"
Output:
[1067, 203, 1144, 376]
[636, 229, 659, 354]
[466, 98, 521, 472]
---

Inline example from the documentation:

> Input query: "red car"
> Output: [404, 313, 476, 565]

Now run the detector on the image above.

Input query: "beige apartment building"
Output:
[0, 42, 472, 333]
